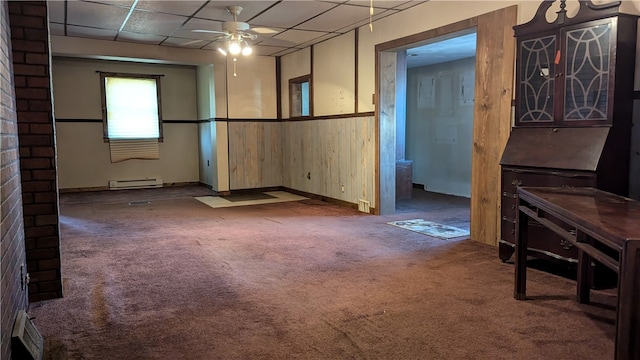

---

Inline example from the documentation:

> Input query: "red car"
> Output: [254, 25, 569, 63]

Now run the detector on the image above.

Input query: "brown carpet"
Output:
[29, 186, 616, 359]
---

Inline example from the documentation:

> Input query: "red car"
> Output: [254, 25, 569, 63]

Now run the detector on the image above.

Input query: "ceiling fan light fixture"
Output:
[241, 44, 252, 56]
[228, 40, 242, 56]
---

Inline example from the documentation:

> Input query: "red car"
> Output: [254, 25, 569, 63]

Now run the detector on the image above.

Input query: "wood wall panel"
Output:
[228, 122, 283, 190]
[282, 116, 375, 207]
[470, 6, 517, 246]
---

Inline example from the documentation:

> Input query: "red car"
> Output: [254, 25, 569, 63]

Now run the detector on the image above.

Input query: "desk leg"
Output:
[576, 231, 591, 304]
[615, 241, 640, 360]
[514, 201, 528, 300]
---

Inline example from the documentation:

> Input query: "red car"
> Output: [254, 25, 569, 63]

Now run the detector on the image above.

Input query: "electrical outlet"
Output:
[341, 184, 345, 192]
[306, 172, 311, 180]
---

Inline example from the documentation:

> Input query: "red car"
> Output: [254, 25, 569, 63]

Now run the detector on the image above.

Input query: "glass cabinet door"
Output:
[517, 35, 556, 124]
[563, 21, 612, 122]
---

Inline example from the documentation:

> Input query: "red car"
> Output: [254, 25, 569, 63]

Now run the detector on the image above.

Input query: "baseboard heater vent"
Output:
[108, 177, 163, 190]
[358, 199, 371, 213]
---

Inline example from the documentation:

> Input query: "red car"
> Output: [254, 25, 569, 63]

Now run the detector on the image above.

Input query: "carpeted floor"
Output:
[29, 186, 616, 359]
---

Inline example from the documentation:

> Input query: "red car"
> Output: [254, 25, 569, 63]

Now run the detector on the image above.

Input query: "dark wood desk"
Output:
[514, 187, 640, 360]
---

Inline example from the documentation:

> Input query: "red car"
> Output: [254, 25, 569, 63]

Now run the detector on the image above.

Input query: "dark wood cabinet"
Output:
[499, 0, 638, 265]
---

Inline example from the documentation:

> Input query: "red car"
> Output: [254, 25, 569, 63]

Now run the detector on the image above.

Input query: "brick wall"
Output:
[1, 1, 29, 358]
[9, 1, 62, 302]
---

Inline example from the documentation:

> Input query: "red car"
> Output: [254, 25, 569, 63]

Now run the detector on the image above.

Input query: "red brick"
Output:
[22, 4, 48, 18]
[23, 203, 53, 216]
[32, 169, 56, 180]
[21, 180, 52, 192]
[9, 16, 44, 30]
[24, 28, 49, 42]
[15, 87, 49, 100]
[15, 135, 51, 147]
[11, 51, 25, 64]
[35, 214, 58, 226]
[37, 281, 62, 292]
[25, 238, 36, 250]
[25, 100, 51, 112]
[25, 52, 48, 65]
[26, 248, 55, 260]
[34, 192, 57, 203]
[38, 258, 59, 270]
[29, 123, 52, 134]
[35, 235, 59, 248]
[16, 99, 28, 111]
[20, 157, 51, 169]
[25, 226, 55, 239]
[28, 270, 58, 282]
[18, 147, 30, 157]
[26, 76, 50, 88]
[10, 27, 24, 40]
[12, 63, 46, 76]
[19, 111, 51, 122]
[20, 170, 32, 181]
[29, 292, 60, 302]
[13, 75, 26, 88]
[30, 147, 54, 157]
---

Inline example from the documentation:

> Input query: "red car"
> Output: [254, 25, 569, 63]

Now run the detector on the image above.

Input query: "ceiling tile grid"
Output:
[51, 0, 430, 56]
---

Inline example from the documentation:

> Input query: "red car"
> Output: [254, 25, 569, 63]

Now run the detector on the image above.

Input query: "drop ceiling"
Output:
[48, 0, 430, 57]
[48, 0, 479, 67]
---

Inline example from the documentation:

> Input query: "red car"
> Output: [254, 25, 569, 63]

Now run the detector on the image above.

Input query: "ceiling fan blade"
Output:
[192, 29, 228, 35]
[250, 27, 279, 35]
[181, 39, 204, 46]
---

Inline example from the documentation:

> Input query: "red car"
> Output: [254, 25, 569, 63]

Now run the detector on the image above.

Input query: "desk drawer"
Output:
[501, 217, 578, 262]
[502, 168, 596, 193]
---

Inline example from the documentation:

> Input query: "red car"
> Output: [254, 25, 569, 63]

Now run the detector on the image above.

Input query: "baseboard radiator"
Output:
[108, 177, 163, 190]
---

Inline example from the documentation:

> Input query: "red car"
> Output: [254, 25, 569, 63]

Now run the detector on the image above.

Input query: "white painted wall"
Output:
[406, 57, 475, 198]
[226, 56, 277, 119]
[313, 32, 356, 116]
[52, 57, 199, 189]
[280, 48, 311, 119]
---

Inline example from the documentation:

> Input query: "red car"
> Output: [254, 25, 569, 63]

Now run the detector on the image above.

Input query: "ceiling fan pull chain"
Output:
[369, 0, 374, 32]
[233, 58, 237, 77]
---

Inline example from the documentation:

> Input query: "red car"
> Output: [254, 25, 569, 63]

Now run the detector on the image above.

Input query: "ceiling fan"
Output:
[191, 5, 279, 57]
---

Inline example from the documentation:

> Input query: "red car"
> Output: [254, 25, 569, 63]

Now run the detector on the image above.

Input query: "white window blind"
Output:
[104, 76, 160, 139]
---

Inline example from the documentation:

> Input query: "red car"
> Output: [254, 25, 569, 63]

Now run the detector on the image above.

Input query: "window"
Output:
[100, 72, 163, 141]
[289, 75, 311, 118]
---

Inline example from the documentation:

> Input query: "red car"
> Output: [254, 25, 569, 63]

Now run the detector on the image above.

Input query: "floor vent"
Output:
[358, 199, 371, 213]
[108, 178, 163, 190]
[12, 310, 43, 360]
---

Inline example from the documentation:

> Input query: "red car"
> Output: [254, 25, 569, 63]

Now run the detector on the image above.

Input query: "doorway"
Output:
[375, 7, 517, 246]
[395, 30, 477, 232]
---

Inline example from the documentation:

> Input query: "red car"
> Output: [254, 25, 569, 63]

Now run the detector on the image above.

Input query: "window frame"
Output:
[288, 74, 312, 119]
[99, 72, 164, 142]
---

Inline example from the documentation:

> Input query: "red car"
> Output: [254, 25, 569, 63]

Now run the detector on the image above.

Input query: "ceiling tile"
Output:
[335, 9, 398, 32]
[295, 4, 372, 32]
[346, 0, 413, 9]
[162, 37, 213, 48]
[296, 33, 339, 48]
[67, 1, 130, 29]
[134, 1, 208, 16]
[250, 1, 337, 29]
[172, 18, 226, 40]
[194, 1, 278, 22]
[116, 31, 167, 45]
[273, 29, 330, 46]
[67, 25, 118, 40]
[49, 23, 65, 36]
[83, 0, 136, 7]
[251, 45, 289, 56]
[122, 10, 188, 36]
[47, 1, 65, 23]
[392, 1, 427, 10]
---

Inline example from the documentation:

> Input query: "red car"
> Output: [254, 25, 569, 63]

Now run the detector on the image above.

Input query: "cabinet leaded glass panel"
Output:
[518, 35, 556, 123]
[564, 22, 611, 121]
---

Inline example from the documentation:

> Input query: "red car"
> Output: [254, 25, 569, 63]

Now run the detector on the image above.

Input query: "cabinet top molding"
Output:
[514, 0, 623, 35]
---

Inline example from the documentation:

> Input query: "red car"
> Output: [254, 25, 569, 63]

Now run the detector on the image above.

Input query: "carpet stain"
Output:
[90, 273, 109, 329]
